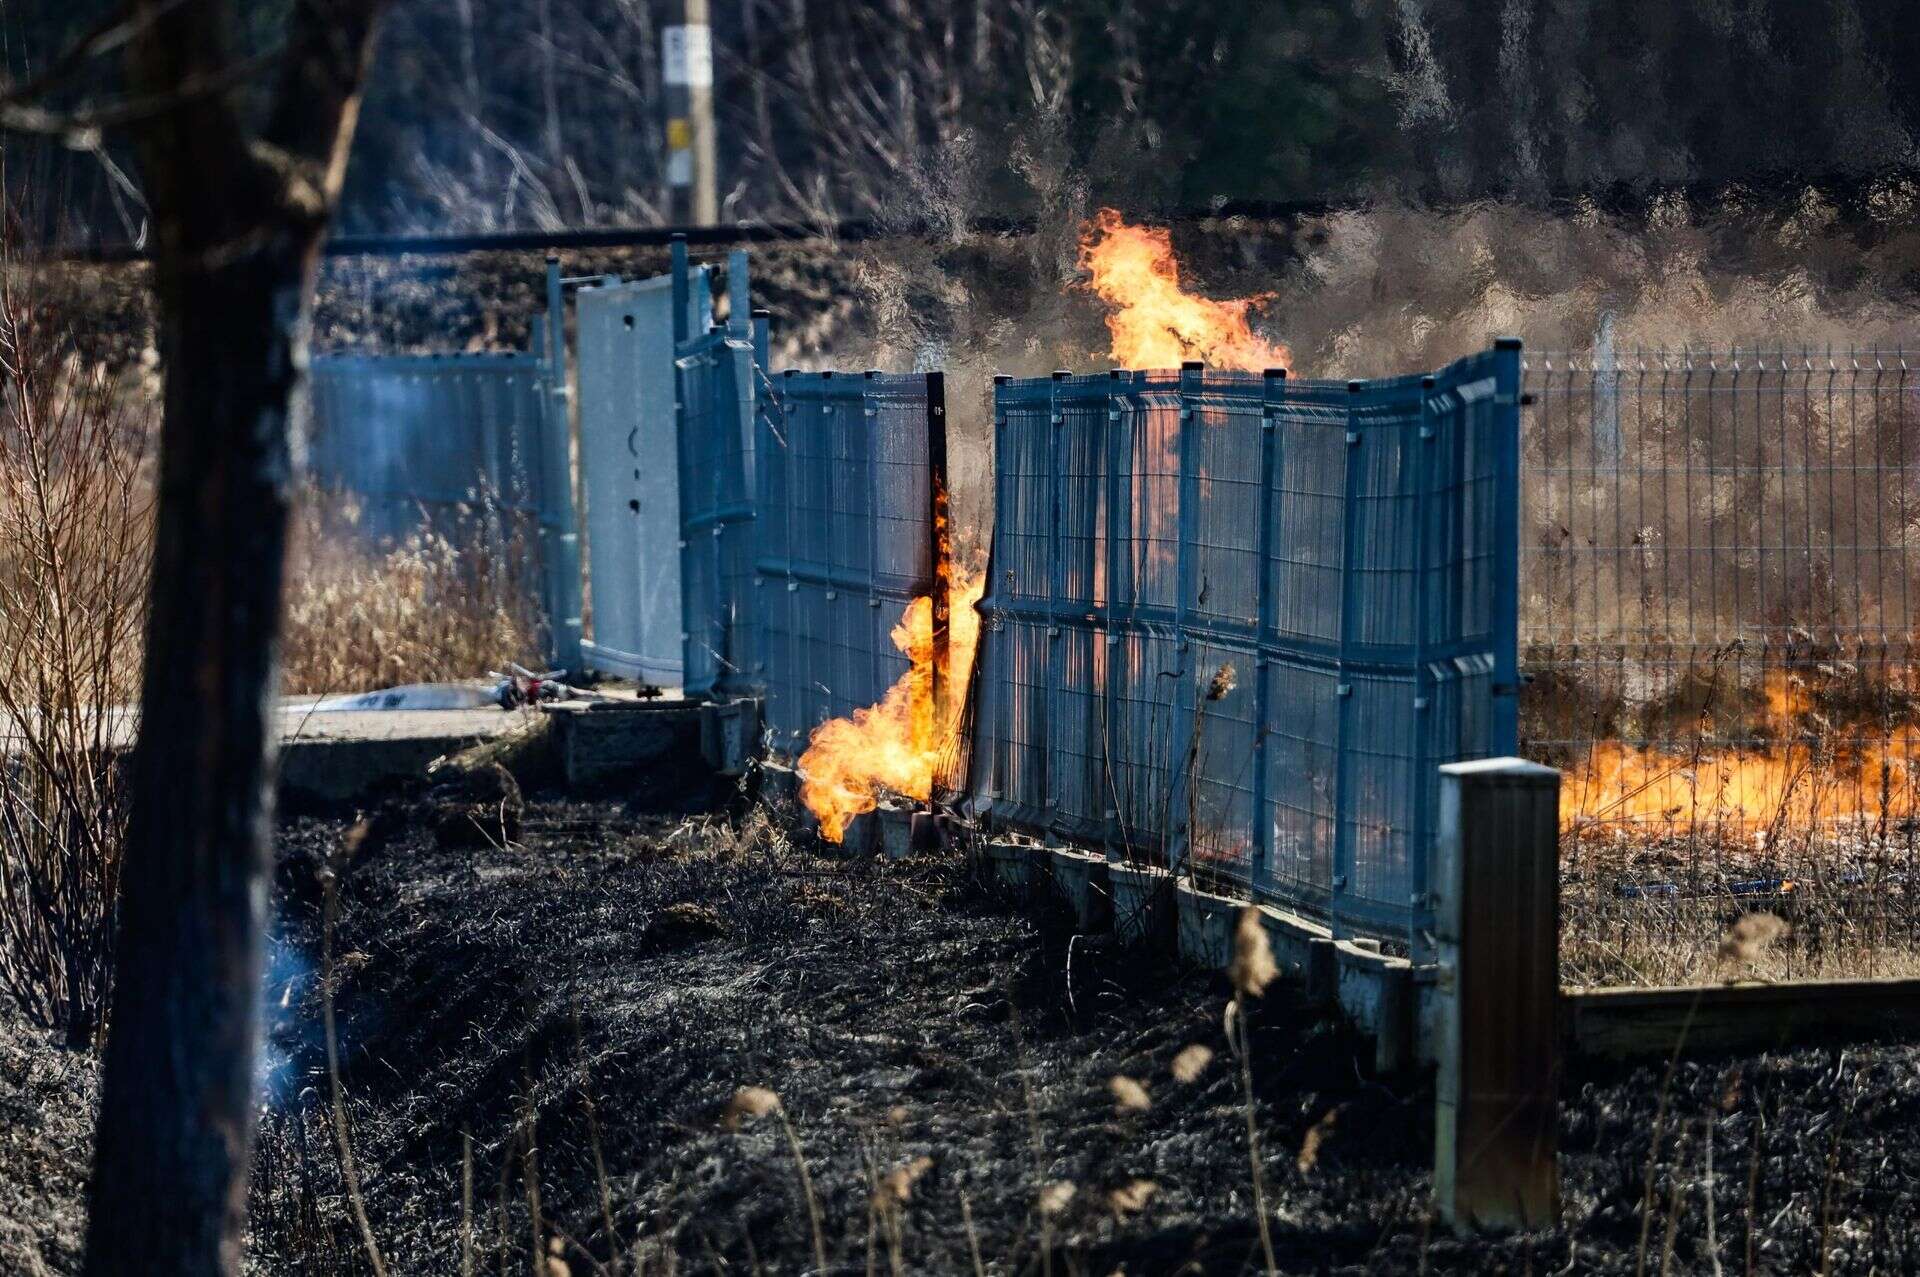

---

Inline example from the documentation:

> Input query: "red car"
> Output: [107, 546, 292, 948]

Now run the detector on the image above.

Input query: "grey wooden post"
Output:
[1433, 757, 1560, 1232]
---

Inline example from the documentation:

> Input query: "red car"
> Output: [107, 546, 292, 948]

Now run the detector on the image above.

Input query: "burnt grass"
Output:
[8, 795, 1920, 1273]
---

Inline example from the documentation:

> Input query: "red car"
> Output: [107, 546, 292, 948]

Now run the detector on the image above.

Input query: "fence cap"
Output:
[1181, 359, 1204, 372]
[1439, 757, 1560, 784]
[1495, 336, 1524, 351]
[1263, 367, 1287, 379]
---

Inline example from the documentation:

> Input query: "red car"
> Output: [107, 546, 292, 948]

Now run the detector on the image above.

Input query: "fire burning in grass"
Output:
[1078, 208, 1291, 373]
[1559, 671, 1920, 832]
[798, 540, 986, 843]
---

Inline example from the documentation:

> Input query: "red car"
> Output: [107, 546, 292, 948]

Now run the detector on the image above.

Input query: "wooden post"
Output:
[1433, 757, 1560, 1232]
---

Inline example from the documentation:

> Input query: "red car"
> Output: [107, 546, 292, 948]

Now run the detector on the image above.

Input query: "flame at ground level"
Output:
[1078, 208, 1291, 373]
[1559, 669, 1920, 832]
[799, 561, 986, 842]
[1562, 737, 1920, 832]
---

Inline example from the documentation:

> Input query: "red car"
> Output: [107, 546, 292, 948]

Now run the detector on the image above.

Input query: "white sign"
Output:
[664, 25, 713, 87]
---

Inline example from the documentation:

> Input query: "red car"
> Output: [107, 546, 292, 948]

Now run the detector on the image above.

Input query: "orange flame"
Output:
[1560, 672, 1920, 832]
[798, 539, 986, 843]
[1078, 208, 1291, 373]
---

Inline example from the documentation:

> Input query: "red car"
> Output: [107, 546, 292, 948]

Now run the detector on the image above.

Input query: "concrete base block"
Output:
[545, 699, 706, 791]
[1254, 905, 1334, 992]
[983, 840, 1038, 899]
[876, 806, 914, 860]
[1175, 879, 1238, 969]
[1334, 943, 1415, 1073]
[1110, 862, 1175, 949]
[280, 733, 484, 806]
[699, 697, 762, 775]
[1041, 847, 1113, 932]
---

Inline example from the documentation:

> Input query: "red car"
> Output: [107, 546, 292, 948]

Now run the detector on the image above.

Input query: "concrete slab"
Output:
[1110, 862, 1175, 949]
[1175, 878, 1238, 969]
[1041, 846, 1113, 932]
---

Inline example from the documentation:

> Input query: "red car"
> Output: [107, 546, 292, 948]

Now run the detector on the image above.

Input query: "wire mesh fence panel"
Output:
[676, 328, 758, 698]
[754, 371, 943, 758]
[306, 351, 556, 619]
[1523, 347, 1920, 982]
[574, 271, 708, 684]
[968, 346, 1521, 947]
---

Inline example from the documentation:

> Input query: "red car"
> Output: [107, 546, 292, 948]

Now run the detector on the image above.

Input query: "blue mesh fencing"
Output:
[753, 371, 944, 756]
[676, 327, 760, 698]
[964, 345, 1522, 947]
[306, 349, 567, 654]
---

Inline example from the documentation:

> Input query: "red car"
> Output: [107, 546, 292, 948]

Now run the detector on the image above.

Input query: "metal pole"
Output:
[665, 0, 718, 225]
[541, 257, 585, 674]
[1491, 337, 1524, 755]
[1433, 757, 1561, 1232]
[926, 372, 951, 743]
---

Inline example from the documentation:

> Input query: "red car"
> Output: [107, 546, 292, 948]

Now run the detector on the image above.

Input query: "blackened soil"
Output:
[9, 798, 1920, 1274]
[239, 800, 1920, 1276]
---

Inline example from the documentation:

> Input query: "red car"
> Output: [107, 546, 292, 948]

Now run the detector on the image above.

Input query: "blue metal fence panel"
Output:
[754, 371, 941, 757]
[676, 327, 759, 698]
[306, 347, 574, 662]
[965, 344, 1521, 947]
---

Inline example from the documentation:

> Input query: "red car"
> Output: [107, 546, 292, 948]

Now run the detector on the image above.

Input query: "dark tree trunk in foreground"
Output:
[82, 2, 384, 1274]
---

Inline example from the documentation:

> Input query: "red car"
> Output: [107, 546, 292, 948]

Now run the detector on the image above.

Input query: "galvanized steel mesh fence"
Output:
[965, 347, 1521, 945]
[575, 271, 708, 684]
[1523, 347, 1920, 973]
[754, 371, 944, 755]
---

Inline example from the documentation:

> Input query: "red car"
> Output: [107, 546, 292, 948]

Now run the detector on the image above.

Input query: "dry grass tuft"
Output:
[721, 1086, 782, 1131]
[1717, 911, 1792, 969]
[1036, 1181, 1076, 1217]
[280, 489, 546, 696]
[1106, 1179, 1158, 1217]
[1228, 907, 1278, 998]
[1206, 663, 1237, 702]
[1296, 1107, 1344, 1174]
[1169, 1044, 1212, 1083]
[1108, 1074, 1151, 1114]
[872, 1155, 934, 1210]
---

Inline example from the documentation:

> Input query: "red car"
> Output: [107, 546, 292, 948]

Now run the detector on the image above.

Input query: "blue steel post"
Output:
[540, 256, 586, 674]
[751, 309, 770, 372]
[1409, 374, 1439, 963]
[671, 235, 694, 686]
[1491, 337, 1524, 755]
[780, 370, 801, 749]
[1252, 368, 1285, 889]
[1103, 370, 1129, 860]
[863, 371, 883, 704]
[727, 250, 751, 337]
[1173, 361, 1202, 871]
[1331, 380, 1366, 939]
[1044, 370, 1070, 821]
[988, 375, 1011, 806]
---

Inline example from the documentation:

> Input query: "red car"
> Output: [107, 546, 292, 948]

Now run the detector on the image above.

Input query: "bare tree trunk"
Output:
[81, 1, 385, 1273]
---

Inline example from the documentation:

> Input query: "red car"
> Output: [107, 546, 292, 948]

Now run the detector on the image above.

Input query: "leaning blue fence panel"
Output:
[965, 343, 1521, 947]
[754, 371, 943, 756]
[676, 327, 759, 698]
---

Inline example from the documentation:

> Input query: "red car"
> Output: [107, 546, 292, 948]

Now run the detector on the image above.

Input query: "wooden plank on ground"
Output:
[1565, 978, 1920, 1061]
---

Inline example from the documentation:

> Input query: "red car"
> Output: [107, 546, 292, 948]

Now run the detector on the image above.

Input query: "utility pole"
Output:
[665, 0, 718, 225]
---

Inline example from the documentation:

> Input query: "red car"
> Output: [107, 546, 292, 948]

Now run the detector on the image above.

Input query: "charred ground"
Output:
[6, 786, 1920, 1273]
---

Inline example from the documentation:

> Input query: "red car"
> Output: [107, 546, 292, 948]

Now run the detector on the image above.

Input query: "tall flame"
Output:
[1078, 208, 1291, 373]
[798, 530, 986, 843]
